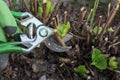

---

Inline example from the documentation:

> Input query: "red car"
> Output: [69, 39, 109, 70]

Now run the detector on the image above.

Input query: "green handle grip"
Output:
[0, 0, 22, 37]
[0, 42, 21, 47]
[0, 46, 23, 54]
[0, 42, 23, 54]
[11, 11, 23, 18]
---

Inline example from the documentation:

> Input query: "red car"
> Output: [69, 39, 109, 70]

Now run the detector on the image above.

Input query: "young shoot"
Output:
[91, 48, 107, 70]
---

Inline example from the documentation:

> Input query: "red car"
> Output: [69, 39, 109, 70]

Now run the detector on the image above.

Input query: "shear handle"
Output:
[0, 42, 23, 54]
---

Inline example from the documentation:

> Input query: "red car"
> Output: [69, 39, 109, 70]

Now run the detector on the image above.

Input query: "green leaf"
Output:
[74, 65, 88, 76]
[92, 48, 101, 61]
[49, 3, 55, 14]
[108, 27, 114, 32]
[91, 48, 107, 70]
[46, 0, 51, 14]
[57, 22, 70, 38]
[38, 6, 43, 16]
[108, 57, 118, 69]
[93, 26, 102, 35]
[38, 0, 54, 17]
[46, 0, 54, 15]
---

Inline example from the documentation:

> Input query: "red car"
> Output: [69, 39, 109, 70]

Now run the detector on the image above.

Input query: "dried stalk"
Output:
[33, 0, 38, 16]
[52, 17, 58, 28]
[42, 0, 47, 23]
[99, 2, 120, 40]
[86, 25, 91, 45]
[97, 16, 102, 27]
[59, 57, 71, 63]
[52, 18, 66, 46]
[63, 11, 68, 24]
[56, 15, 59, 26]
[112, 25, 120, 38]
[87, 33, 90, 45]
[8, 0, 13, 10]
[52, 17, 71, 57]
[96, 16, 102, 36]
[53, 0, 62, 15]
[23, 0, 30, 12]
[108, 41, 120, 49]
[107, 3, 111, 18]
[75, 45, 80, 59]
[69, 32, 85, 40]
[86, 9, 93, 25]
[100, 37, 108, 49]
[77, 7, 86, 27]
[85, 9, 93, 44]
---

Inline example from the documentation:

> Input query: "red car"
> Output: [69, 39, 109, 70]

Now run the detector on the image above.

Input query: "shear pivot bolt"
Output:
[39, 28, 48, 37]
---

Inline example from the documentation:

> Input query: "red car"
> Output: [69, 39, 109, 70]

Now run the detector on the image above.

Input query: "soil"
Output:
[0, 1, 120, 80]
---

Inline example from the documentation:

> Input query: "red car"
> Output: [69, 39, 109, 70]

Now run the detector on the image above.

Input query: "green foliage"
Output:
[93, 26, 102, 35]
[91, 48, 107, 70]
[46, 0, 54, 14]
[38, 6, 43, 16]
[93, 26, 114, 35]
[90, 0, 99, 27]
[108, 57, 118, 69]
[38, 0, 54, 17]
[74, 65, 88, 76]
[57, 22, 70, 38]
[108, 27, 114, 32]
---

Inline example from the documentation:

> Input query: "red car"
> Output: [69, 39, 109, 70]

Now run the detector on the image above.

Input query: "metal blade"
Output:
[46, 34, 73, 43]
[63, 34, 73, 42]
[44, 39, 71, 52]
[44, 34, 73, 52]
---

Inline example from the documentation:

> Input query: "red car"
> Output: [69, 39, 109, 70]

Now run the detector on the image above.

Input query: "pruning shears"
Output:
[0, 0, 72, 70]
[0, 12, 72, 54]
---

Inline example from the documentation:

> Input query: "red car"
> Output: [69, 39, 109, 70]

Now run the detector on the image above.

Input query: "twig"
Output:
[108, 68, 120, 74]
[95, 16, 102, 39]
[53, 0, 62, 15]
[69, 32, 86, 40]
[52, 17, 71, 57]
[87, 33, 90, 45]
[63, 11, 68, 24]
[109, 41, 120, 49]
[52, 18, 66, 46]
[54, 29, 66, 46]
[81, 57, 95, 76]
[33, 0, 38, 16]
[52, 17, 58, 28]
[107, 3, 111, 18]
[23, 0, 30, 12]
[97, 16, 102, 28]
[77, 7, 86, 27]
[86, 9, 93, 25]
[8, 0, 13, 10]
[59, 57, 71, 63]
[99, 1, 120, 40]
[55, 15, 59, 26]
[57, 67, 65, 80]
[112, 25, 120, 37]
[42, 0, 47, 23]
[100, 37, 108, 48]
[75, 45, 80, 59]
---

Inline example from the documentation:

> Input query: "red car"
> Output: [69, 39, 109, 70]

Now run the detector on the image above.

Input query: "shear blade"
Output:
[63, 34, 73, 42]
[44, 39, 71, 52]
[44, 34, 73, 52]
[47, 34, 73, 43]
